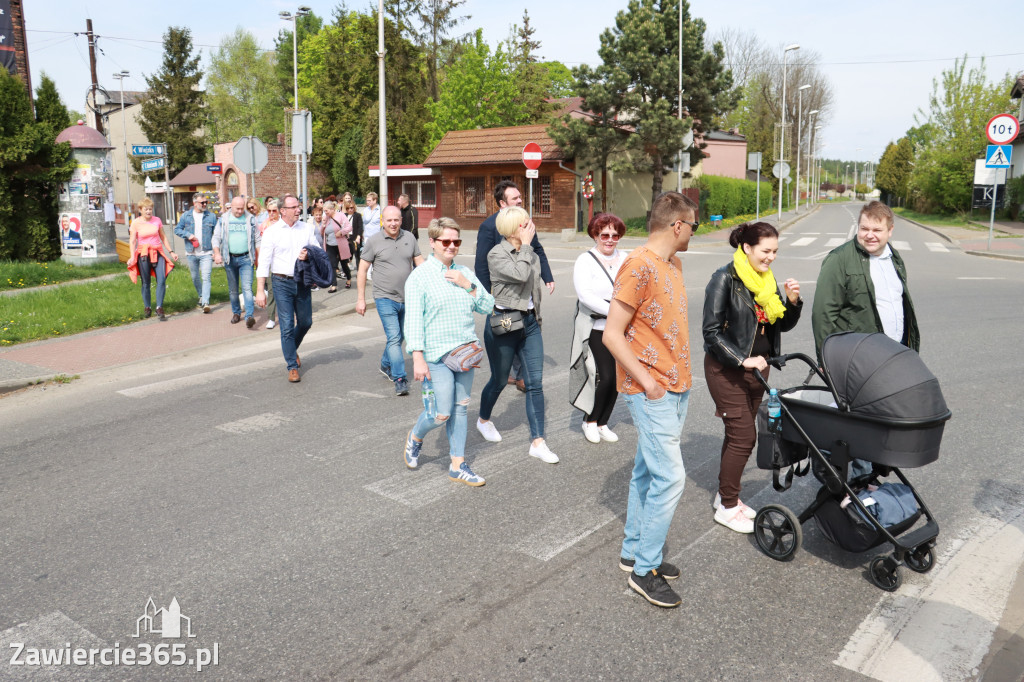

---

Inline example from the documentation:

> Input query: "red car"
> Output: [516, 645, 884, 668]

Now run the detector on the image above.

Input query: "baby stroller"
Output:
[751, 332, 952, 591]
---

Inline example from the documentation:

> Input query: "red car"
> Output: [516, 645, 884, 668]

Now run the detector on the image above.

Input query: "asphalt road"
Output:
[2, 203, 1023, 680]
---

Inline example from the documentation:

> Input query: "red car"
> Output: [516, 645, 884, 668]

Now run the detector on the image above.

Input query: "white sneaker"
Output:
[713, 492, 756, 520]
[529, 441, 559, 464]
[266, 320, 276, 330]
[476, 419, 502, 443]
[582, 422, 600, 444]
[597, 425, 619, 442]
[714, 505, 754, 534]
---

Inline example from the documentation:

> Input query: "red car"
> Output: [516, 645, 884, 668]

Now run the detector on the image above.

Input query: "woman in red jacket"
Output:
[128, 198, 178, 320]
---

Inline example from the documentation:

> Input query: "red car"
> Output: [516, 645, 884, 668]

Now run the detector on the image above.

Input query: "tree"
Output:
[206, 27, 282, 142]
[583, 0, 738, 207]
[384, 0, 420, 41]
[274, 11, 324, 108]
[540, 62, 575, 98]
[34, 73, 71, 132]
[506, 10, 558, 122]
[0, 70, 75, 261]
[910, 56, 1013, 214]
[875, 137, 913, 206]
[331, 125, 364, 193]
[424, 30, 526, 150]
[417, 0, 470, 100]
[137, 27, 207, 177]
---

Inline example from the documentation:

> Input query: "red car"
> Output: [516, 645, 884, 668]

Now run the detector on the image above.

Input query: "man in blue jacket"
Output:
[174, 192, 219, 313]
[474, 180, 554, 390]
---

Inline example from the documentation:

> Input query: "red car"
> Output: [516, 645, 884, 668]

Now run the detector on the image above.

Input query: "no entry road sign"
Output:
[522, 142, 543, 170]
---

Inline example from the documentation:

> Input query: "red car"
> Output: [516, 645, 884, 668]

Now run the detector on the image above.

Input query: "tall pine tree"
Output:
[137, 27, 207, 177]
[34, 73, 72, 132]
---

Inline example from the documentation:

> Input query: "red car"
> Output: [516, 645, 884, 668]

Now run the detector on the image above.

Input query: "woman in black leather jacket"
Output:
[702, 221, 802, 534]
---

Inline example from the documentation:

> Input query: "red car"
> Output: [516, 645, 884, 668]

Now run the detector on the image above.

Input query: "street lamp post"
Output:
[112, 70, 131, 227]
[804, 110, 818, 209]
[778, 43, 800, 223]
[854, 147, 863, 197]
[795, 84, 811, 212]
[377, 0, 388, 206]
[811, 126, 822, 204]
[280, 6, 311, 211]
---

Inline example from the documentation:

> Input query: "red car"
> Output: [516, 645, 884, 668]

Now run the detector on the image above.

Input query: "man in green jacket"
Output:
[812, 201, 920, 359]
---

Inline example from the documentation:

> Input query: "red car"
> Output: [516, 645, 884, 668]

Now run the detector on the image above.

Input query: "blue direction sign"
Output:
[131, 144, 165, 157]
[141, 157, 165, 172]
[986, 144, 1011, 169]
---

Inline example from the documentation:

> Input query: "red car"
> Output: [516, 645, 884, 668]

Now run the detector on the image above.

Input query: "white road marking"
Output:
[516, 510, 618, 561]
[825, 237, 846, 248]
[349, 390, 387, 399]
[958, 277, 1005, 280]
[364, 449, 518, 508]
[0, 611, 106, 665]
[791, 237, 817, 247]
[925, 242, 949, 253]
[892, 240, 911, 251]
[217, 412, 291, 435]
[835, 507, 1024, 681]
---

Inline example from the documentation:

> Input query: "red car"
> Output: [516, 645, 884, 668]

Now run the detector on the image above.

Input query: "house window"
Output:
[460, 177, 487, 216]
[400, 180, 438, 208]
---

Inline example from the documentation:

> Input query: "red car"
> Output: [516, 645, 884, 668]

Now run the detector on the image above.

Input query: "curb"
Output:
[900, 217, 1024, 261]
[0, 298, 375, 397]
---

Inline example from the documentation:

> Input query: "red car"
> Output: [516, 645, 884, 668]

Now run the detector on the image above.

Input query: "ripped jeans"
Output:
[411, 362, 474, 460]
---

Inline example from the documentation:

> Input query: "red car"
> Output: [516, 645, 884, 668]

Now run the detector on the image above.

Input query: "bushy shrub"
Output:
[696, 175, 776, 221]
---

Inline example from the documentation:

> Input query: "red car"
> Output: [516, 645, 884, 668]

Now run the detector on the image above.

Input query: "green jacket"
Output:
[811, 238, 919, 358]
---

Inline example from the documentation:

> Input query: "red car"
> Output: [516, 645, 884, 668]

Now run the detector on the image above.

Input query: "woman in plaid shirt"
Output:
[403, 218, 495, 486]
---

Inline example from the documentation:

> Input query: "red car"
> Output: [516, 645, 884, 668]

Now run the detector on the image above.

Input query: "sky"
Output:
[22, 0, 1024, 167]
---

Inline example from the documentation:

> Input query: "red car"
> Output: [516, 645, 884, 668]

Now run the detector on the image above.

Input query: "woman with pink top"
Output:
[322, 200, 352, 292]
[127, 197, 178, 320]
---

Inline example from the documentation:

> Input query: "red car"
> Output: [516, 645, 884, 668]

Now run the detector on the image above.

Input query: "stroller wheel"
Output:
[754, 504, 802, 561]
[905, 547, 935, 574]
[869, 556, 902, 591]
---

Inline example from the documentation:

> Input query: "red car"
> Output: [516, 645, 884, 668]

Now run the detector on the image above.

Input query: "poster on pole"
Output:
[59, 212, 82, 250]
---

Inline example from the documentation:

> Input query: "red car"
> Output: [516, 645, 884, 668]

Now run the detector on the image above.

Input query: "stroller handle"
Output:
[753, 353, 845, 409]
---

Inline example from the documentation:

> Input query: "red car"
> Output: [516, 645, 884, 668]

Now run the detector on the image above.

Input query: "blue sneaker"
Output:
[404, 431, 422, 469]
[379, 363, 392, 381]
[395, 378, 410, 396]
[449, 462, 485, 487]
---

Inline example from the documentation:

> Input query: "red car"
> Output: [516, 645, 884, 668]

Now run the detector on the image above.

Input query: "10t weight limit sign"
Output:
[987, 114, 1019, 145]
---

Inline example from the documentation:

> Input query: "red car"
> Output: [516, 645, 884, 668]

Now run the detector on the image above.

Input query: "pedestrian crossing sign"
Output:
[985, 144, 1012, 168]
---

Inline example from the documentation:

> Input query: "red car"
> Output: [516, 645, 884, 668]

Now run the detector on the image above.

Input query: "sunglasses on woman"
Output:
[435, 239, 462, 247]
[598, 232, 621, 241]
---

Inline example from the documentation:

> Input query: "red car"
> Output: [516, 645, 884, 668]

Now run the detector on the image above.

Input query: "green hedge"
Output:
[697, 175, 779, 221]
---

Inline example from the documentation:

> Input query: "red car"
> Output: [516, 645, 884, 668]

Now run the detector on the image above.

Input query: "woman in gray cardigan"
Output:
[476, 206, 559, 464]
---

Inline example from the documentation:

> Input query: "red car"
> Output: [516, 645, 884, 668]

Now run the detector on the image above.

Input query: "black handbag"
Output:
[489, 309, 524, 336]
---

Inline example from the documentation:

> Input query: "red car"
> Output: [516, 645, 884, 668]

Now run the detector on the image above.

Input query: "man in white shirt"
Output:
[255, 194, 320, 383]
[812, 200, 920, 358]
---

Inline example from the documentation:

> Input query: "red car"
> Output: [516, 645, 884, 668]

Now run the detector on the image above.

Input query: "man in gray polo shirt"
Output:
[356, 205, 424, 396]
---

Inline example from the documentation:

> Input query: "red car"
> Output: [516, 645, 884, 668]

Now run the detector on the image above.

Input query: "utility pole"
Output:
[86, 19, 103, 135]
[377, 0, 389, 206]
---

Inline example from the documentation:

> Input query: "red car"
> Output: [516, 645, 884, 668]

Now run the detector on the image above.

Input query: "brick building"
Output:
[422, 125, 579, 232]
[367, 164, 442, 225]
[213, 134, 327, 208]
[2, 0, 32, 100]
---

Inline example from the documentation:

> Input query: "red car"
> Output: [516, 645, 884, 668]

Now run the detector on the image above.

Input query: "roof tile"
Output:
[423, 124, 565, 166]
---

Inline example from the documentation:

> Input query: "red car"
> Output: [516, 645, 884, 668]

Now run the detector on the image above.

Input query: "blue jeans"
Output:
[186, 253, 213, 306]
[138, 255, 166, 309]
[479, 312, 546, 440]
[273, 275, 312, 370]
[621, 390, 690, 576]
[224, 253, 254, 318]
[412, 363, 474, 460]
[375, 297, 406, 381]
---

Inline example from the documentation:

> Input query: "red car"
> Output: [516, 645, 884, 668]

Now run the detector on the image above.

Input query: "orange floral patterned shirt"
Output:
[611, 246, 692, 395]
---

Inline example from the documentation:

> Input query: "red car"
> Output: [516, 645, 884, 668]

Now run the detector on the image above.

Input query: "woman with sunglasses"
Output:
[570, 212, 629, 444]
[403, 218, 494, 486]
[255, 199, 280, 329]
[702, 221, 802, 534]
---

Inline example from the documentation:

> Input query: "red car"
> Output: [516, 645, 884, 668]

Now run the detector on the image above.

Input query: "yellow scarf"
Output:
[733, 246, 785, 324]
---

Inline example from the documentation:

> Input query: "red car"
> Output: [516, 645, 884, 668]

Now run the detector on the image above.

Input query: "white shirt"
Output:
[573, 248, 627, 331]
[192, 210, 212, 256]
[868, 245, 904, 344]
[255, 218, 319, 278]
[362, 205, 381, 239]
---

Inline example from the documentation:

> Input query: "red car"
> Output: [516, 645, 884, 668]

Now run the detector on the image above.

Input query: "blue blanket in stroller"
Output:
[852, 483, 919, 528]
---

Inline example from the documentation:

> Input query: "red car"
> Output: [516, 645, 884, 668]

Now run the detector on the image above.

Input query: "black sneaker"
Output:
[394, 378, 410, 396]
[628, 570, 681, 608]
[618, 558, 680, 580]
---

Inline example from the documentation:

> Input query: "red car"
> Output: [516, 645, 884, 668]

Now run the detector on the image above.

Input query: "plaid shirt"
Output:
[404, 255, 494, 362]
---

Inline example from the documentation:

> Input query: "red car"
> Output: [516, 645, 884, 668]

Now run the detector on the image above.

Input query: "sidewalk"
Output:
[0, 206, 817, 395]
[902, 216, 1024, 262]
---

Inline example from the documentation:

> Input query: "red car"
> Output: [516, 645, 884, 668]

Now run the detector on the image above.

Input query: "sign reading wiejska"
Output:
[131, 145, 165, 157]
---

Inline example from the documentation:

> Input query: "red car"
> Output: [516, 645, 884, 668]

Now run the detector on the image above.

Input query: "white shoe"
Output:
[529, 441, 559, 464]
[597, 425, 619, 442]
[476, 419, 502, 443]
[714, 505, 754, 534]
[582, 422, 600, 444]
[266, 320, 276, 330]
[713, 493, 756, 520]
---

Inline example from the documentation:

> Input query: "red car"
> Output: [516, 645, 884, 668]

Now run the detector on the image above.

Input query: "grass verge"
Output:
[0, 268, 231, 346]
[893, 208, 973, 228]
[0, 260, 127, 291]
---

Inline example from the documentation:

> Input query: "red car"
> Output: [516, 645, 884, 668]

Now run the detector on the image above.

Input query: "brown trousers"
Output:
[704, 353, 769, 508]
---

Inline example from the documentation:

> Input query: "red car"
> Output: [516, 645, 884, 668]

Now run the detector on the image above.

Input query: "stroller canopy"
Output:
[821, 332, 949, 423]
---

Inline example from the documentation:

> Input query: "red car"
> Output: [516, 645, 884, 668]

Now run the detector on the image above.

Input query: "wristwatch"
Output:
[466, 282, 477, 293]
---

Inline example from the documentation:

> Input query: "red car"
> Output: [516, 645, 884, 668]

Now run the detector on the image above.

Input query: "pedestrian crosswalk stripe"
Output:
[926, 242, 949, 253]
[791, 237, 816, 247]
[826, 238, 845, 248]
[892, 240, 911, 251]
